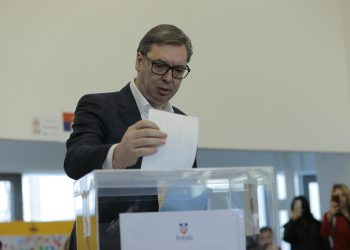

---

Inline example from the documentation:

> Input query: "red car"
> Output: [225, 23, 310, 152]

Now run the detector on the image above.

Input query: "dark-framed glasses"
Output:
[143, 54, 191, 79]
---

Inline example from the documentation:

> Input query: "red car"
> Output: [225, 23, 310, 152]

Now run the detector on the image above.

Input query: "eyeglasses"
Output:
[143, 54, 191, 79]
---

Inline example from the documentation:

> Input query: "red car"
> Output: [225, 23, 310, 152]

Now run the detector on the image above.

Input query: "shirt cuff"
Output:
[102, 144, 117, 169]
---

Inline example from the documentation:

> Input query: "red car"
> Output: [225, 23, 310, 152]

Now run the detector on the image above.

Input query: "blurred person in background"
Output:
[246, 236, 260, 250]
[284, 195, 329, 250]
[259, 226, 281, 250]
[321, 183, 350, 250]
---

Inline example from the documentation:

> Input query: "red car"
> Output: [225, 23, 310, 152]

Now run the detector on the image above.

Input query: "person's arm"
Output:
[64, 94, 167, 179]
[321, 212, 333, 237]
[321, 200, 339, 237]
[283, 206, 302, 243]
[283, 219, 298, 243]
[64, 94, 113, 180]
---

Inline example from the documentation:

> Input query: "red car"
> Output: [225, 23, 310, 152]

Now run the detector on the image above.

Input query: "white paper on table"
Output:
[141, 109, 198, 170]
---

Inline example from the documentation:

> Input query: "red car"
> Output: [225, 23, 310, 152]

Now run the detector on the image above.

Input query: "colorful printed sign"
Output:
[62, 112, 74, 132]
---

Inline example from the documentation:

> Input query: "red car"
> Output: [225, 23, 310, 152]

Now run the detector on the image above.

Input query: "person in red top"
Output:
[321, 183, 350, 250]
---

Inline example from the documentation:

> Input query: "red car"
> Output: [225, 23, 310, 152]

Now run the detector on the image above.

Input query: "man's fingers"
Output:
[114, 120, 167, 169]
[132, 120, 160, 130]
[132, 128, 167, 139]
[133, 147, 159, 158]
[133, 137, 166, 149]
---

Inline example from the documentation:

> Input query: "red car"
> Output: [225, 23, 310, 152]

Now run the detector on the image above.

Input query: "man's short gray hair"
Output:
[137, 24, 193, 62]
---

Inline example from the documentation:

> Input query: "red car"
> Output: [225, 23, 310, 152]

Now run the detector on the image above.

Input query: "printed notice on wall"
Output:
[32, 112, 74, 142]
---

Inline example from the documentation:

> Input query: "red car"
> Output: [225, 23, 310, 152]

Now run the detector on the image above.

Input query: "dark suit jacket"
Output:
[64, 83, 196, 180]
[65, 83, 197, 250]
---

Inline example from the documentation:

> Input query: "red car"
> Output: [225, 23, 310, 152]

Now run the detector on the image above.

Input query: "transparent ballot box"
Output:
[74, 167, 276, 250]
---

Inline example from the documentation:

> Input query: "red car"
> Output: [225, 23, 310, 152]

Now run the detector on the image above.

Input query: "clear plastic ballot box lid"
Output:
[73, 167, 276, 250]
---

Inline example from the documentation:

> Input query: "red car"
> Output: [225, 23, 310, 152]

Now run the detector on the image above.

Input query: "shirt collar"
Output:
[130, 80, 173, 119]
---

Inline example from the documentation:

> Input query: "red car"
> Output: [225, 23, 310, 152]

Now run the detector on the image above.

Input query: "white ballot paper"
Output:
[142, 109, 198, 170]
[120, 209, 245, 250]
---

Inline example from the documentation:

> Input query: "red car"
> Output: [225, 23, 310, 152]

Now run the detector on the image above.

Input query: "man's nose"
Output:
[162, 69, 173, 82]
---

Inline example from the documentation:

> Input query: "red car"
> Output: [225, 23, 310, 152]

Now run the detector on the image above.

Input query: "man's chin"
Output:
[148, 97, 166, 108]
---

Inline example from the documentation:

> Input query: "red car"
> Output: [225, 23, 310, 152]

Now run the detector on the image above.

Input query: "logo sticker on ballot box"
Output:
[120, 209, 245, 250]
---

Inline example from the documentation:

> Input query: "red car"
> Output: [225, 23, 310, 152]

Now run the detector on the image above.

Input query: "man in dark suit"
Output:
[64, 24, 196, 249]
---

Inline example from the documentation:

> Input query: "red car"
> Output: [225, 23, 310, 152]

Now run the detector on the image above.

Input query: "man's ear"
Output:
[135, 52, 143, 72]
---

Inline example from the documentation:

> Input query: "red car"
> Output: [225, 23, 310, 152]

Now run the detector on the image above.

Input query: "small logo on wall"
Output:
[176, 222, 193, 241]
[32, 118, 41, 135]
[179, 222, 188, 235]
[63, 112, 74, 132]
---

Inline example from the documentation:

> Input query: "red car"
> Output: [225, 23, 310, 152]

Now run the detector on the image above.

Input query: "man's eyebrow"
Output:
[154, 59, 186, 68]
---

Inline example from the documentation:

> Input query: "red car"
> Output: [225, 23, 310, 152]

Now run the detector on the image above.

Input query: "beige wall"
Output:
[1, 0, 349, 152]
[340, 0, 350, 92]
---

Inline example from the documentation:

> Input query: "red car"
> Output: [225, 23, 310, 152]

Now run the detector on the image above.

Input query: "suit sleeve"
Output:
[64, 94, 113, 180]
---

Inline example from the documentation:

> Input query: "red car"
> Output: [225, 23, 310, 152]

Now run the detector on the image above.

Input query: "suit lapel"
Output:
[117, 83, 142, 127]
[116, 83, 185, 126]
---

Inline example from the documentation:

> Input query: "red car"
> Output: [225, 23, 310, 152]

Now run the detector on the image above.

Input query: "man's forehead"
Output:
[334, 188, 345, 194]
[149, 43, 186, 50]
[261, 231, 272, 236]
[148, 44, 187, 63]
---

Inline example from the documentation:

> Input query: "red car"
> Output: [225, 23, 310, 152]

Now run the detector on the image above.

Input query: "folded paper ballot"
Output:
[141, 109, 198, 170]
[159, 186, 210, 212]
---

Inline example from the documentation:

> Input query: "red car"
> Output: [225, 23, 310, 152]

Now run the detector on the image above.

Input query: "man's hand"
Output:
[112, 120, 167, 169]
